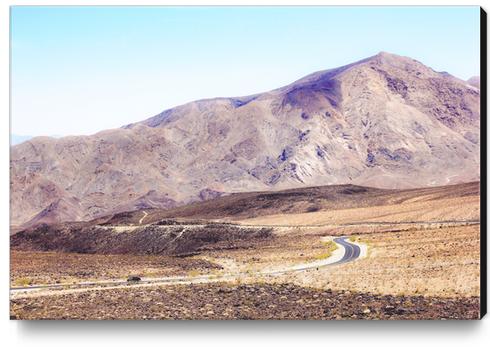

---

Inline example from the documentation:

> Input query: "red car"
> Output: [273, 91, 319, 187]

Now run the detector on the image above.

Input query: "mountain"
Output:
[10, 52, 480, 228]
[467, 76, 480, 89]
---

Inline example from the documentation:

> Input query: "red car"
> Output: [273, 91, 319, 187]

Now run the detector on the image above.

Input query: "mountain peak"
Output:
[374, 51, 398, 58]
[367, 51, 419, 66]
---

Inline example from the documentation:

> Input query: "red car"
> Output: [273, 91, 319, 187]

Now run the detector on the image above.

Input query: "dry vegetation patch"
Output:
[10, 251, 222, 286]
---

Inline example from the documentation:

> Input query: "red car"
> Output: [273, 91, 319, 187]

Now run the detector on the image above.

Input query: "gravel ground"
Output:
[10, 283, 480, 320]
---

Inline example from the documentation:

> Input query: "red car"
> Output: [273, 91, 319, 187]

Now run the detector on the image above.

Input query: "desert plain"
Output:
[10, 182, 481, 319]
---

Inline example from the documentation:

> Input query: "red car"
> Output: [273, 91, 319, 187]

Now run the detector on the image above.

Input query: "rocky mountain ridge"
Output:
[10, 52, 480, 227]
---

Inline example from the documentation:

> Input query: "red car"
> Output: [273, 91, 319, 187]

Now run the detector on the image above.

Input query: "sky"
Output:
[11, 6, 480, 137]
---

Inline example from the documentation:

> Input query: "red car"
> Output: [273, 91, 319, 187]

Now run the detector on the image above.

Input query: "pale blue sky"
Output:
[11, 6, 480, 136]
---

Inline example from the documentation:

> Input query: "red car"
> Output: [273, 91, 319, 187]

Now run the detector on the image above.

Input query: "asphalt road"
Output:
[332, 236, 361, 264]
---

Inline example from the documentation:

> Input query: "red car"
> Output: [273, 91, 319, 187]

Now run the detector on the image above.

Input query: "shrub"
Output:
[187, 269, 200, 277]
[13, 277, 32, 287]
[315, 241, 339, 260]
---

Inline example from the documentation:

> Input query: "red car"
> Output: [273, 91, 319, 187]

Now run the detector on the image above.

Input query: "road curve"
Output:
[10, 236, 363, 295]
[332, 237, 361, 264]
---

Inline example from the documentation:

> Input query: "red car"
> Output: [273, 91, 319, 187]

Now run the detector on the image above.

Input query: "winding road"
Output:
[333, 237, 361, 264]
[10, 236, 363, 297]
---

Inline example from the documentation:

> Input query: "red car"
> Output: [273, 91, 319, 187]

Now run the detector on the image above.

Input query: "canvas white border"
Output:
[0, 1, 488, 347]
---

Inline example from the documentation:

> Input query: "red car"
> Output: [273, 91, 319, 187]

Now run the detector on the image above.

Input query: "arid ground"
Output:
[10, 182, 481, 319]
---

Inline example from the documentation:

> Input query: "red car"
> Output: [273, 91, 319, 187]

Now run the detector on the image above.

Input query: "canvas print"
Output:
[9, 6, 484, 320]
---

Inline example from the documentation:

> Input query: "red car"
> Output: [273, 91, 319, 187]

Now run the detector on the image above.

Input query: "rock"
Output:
[395, 308, 408, 315]
[383, 305, 395, 313]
